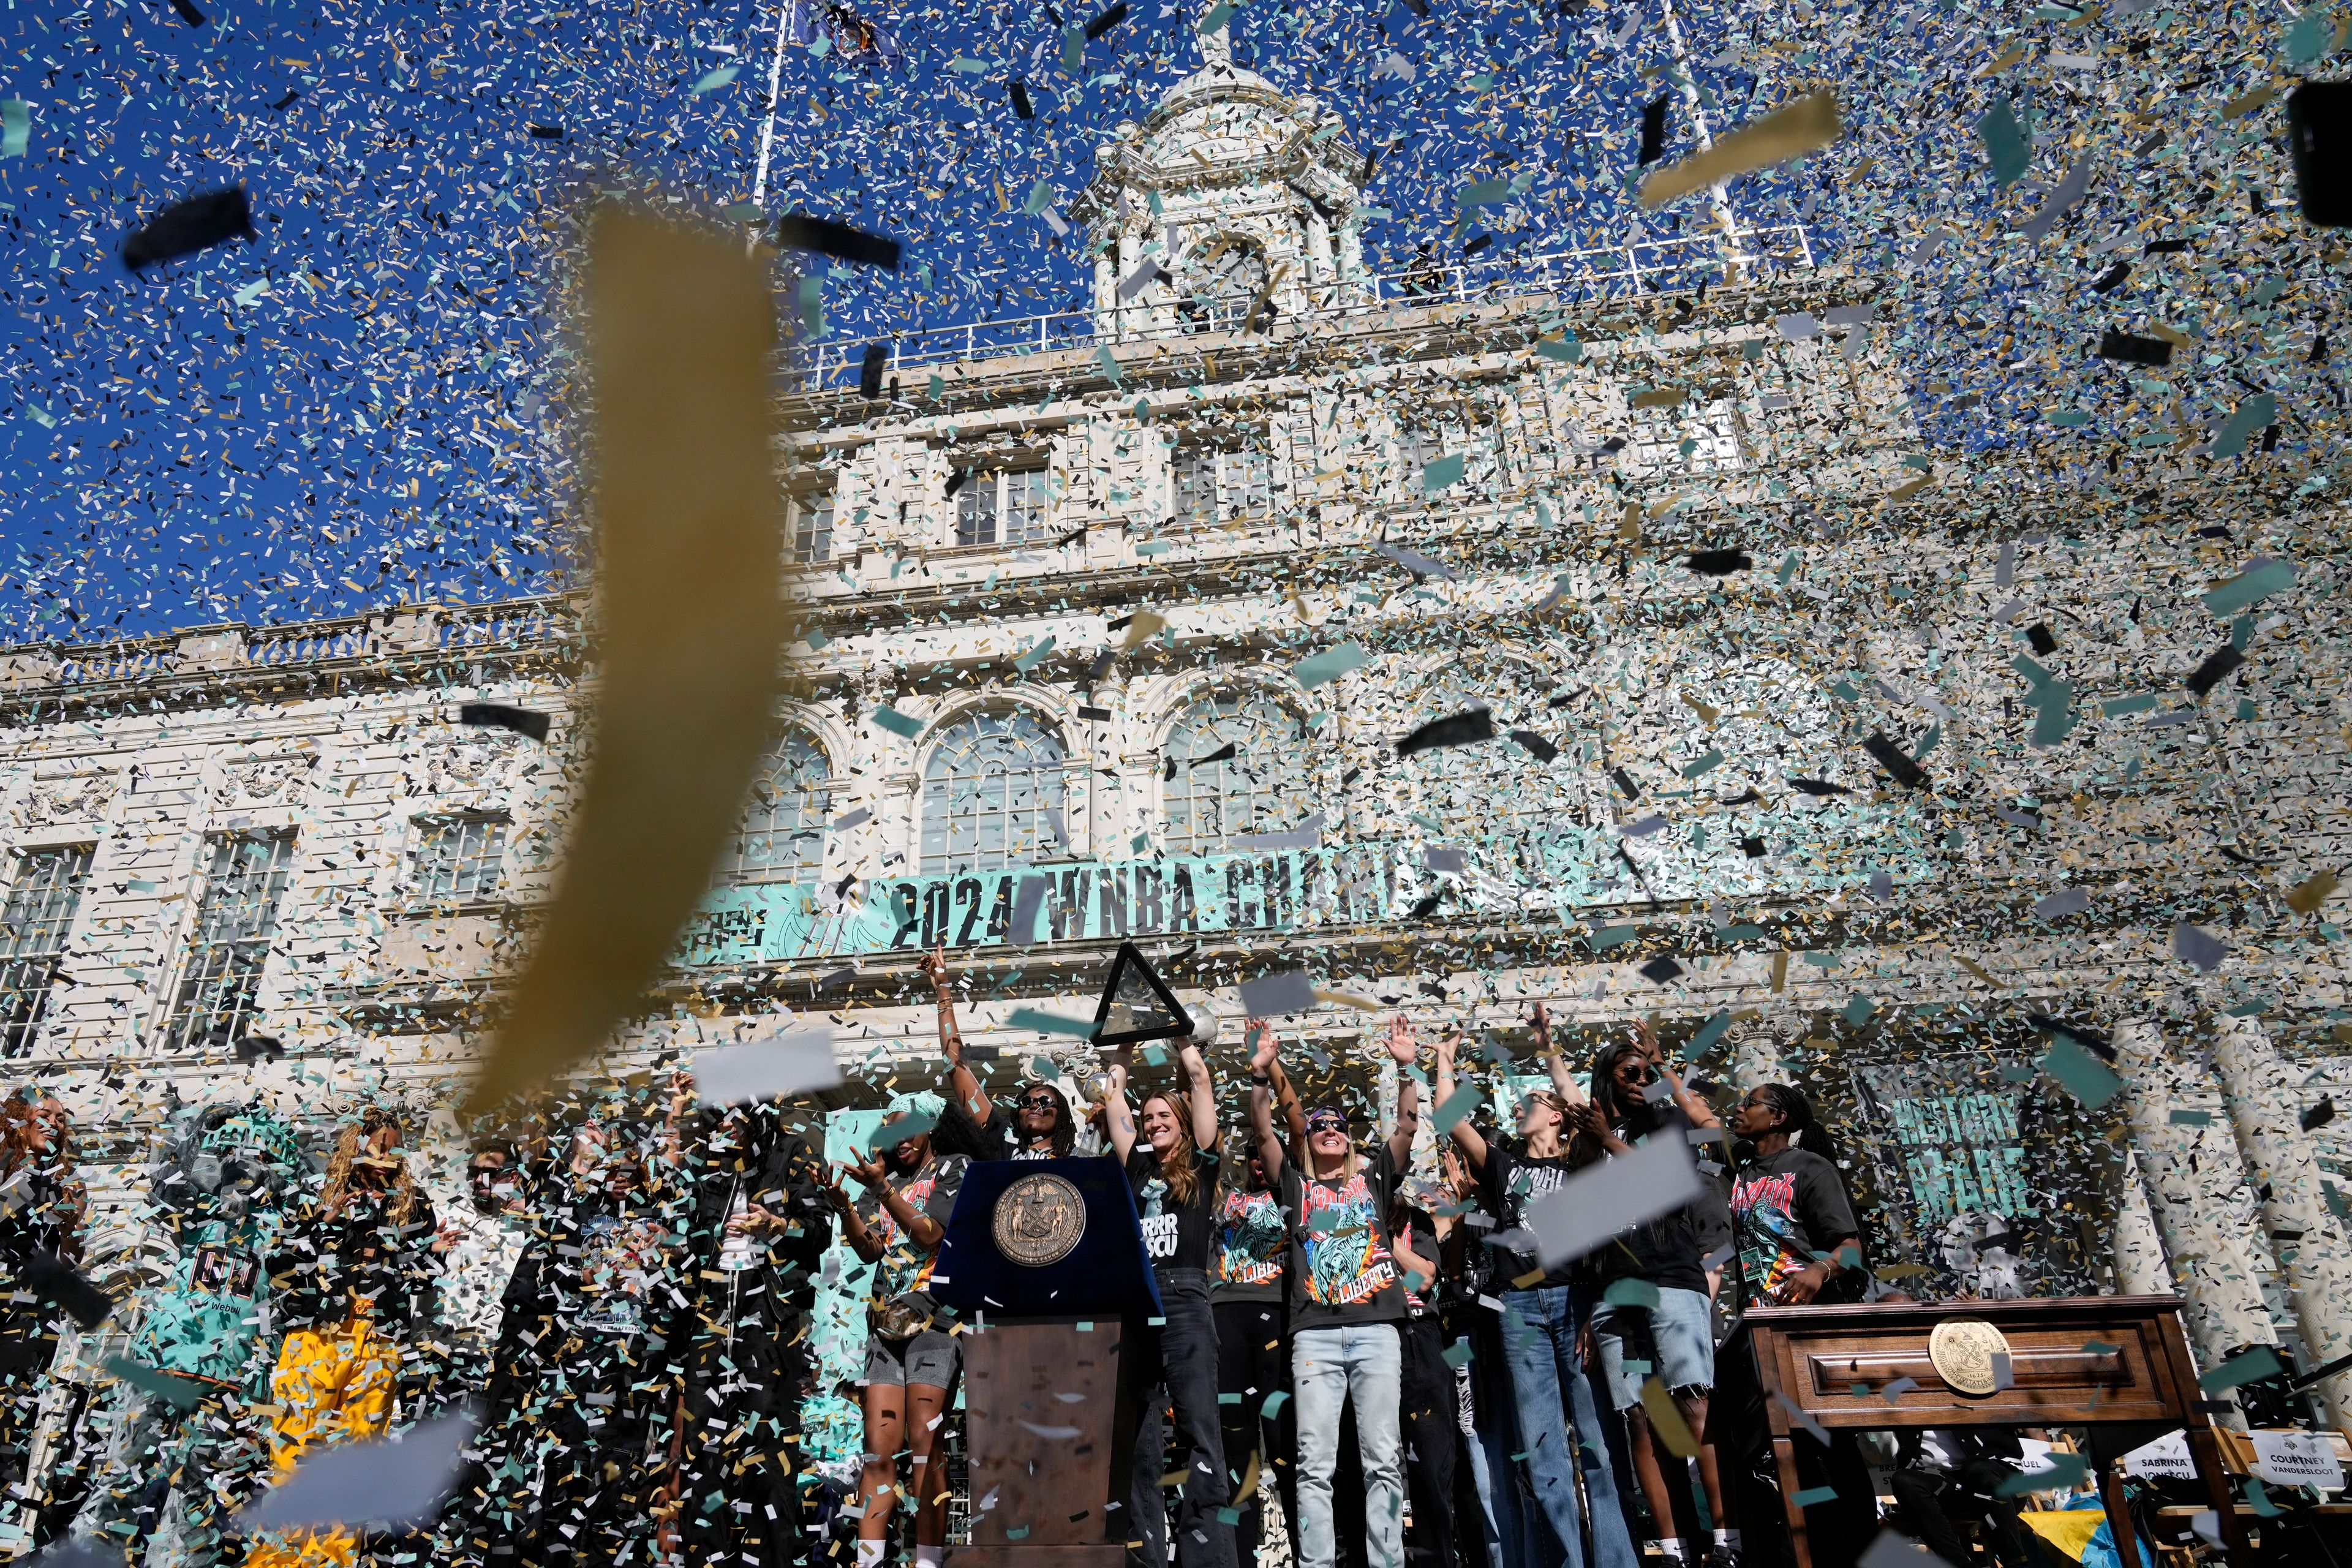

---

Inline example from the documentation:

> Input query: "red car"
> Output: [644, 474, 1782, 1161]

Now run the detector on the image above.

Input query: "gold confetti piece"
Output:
[1640, 92, 1841, 210]
[1311, 987, 1383, 1010]
[1639, 1377, 1699, 1459]
[1977, 43, 2026, 76]
[2286, 872, 2339, 915]
[1120, 609, 1167, 650]
[2150, 323, 2195, 349]
[1952, 952, 2003, 987]
[462, 206, 794, 1117]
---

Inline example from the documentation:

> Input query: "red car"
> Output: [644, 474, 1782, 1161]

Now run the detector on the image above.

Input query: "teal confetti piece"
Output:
[1096, 345, 1124, 386]
[2101, 693, 2157, 717]
[1790, 1486, 1841, 1508]
[1842, 995, 1876, 1028]
[2203, 559, 2296, 617]
[872, 705, 924, 739]
[1977, 99, 2030, 186]
[1912, 723, 1942, 760]
[1589, 924, 1637, 951]
[2244, 1477, 2282, 1518]
[1007, 1007, 1097, 1037]
[949, 55, 991, 72]
[1014, 635, 1057, 671]
[803, 625, 829, 652]
[1777, 551, 1800, 584]
[1007, 1526, 1030, 1540]
[1536, 335, 1582, 362]
[1430, 1084, 1484, 1134]
[2288, 9, 2334, 66]
[691, 64, 741, 94]
[2029, 682, 2075, 747]
[2169, 1109, 2212, 1126]
[0, 100, 27, 159]
[1680, 748, 1724, 778]
[2211, 393, 2277, 459]
[1689, 1011, 1731, 1055]
[1216, 1507, 1243, 1526]
[1261, 1390, 1289, 1419]
[101, 1357, 204, 1412]
[1602, 1278, 1660, 1309]
[1196, 0, 1236, 31]
[1294, 641, 1367, 689]
[2011, 654, 2052, 688]
[1422, 453, 1466, 492]
[2041, 1036, 2122, 1109]
[1076, 1321, 1094, 1332]
[1218, 1393, 1242, 1404]
[1442, 1340, 1474, 1368]
[1457, 178, 1510, 209]
[2199, 1346, 2282, 1393]
[233, 279, 270, 307]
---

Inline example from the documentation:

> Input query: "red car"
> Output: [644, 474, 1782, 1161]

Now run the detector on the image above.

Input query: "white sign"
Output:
[2119, 1431, 2198, 1481]
[2251, 1429, 2346, 1491]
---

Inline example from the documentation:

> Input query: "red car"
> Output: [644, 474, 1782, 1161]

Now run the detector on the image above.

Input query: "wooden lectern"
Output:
[1741, 1295, 2249, 1567]
[929, 1156, 1161, 1568]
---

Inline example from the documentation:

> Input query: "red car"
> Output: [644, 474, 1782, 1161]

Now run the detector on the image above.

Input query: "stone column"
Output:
[2211, 1014, 2352, 1428]
[2111, 1149, 2175, 1298]
[2113, 1018, 2280, 1428]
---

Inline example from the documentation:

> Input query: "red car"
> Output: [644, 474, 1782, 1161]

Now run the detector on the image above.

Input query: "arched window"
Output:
[1163, 693, 1314, 856]
[1180, 236, 1270, 334]
[919, 710, 1068, 876]
[725, 729, 832, 884]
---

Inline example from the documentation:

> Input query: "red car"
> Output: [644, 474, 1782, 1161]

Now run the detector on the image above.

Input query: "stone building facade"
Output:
[1, 59, 2349, 1442]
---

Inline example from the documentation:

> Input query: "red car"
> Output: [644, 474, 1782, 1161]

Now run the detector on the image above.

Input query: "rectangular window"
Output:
[0, 845, 93, 1058]
[1172, 446, 1276, 528]
[790, 494, 835, 565]
[955, 467, 1050, 548]
[162, 834, 294, 1054]
[413, 815, 509, 901]
[1621, 397, 1744, 480]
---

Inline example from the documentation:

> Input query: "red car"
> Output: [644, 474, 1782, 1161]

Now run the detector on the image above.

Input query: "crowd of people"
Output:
[0, 956, 2032, 1568]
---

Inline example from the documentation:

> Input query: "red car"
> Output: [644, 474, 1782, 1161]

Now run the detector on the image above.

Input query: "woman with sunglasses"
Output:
[1432, 1008, 1638, 1568]
[831, 1098, 970, 1568]
[1245, 1016, 1421, 1568]
[1102, 1036, 1238, 1568]
[921, 948, 1079, 1160]
[1582, 1028, 1735, 1568]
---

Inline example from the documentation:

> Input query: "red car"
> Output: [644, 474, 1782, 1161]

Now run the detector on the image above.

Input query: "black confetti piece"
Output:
[1009, 80, 1034, 118]
[1609, 766, 1642, 801]
[459, 703, 551, 742]
[2029, 1012, 2114, 1060]
[1740, 836, 1767, 859]
[1082, 1, 1129, 38]
[1396, 708, 1496, 756]
[529, 124, 567, 140]
[1188, 742, 1238, 768]
[1862, 733, 1928, 790]
[122, 186, 257, 273]
[859, 341, 890, 399]
[1685, 548, 1752, 575]
[2026, 622, 2058, 655]
[1787, 777, 1851, 797]
[1638, 92, 1669, 165]
[2290, 81, 2352, 227]
[2097, 328, 2173, 366]
[167, 0, 207, 25]
[20, 1255, 112, 1330]
[775, 214, 902, 270]
[2089, 261, 2132, 293]
[2304, 1096, 2336, 1132]
[1509, 729, 1558, 763]
[270, 89, 301, 111]
[2185, 644, 2245, 696]
[1639, 955, 1684, 984]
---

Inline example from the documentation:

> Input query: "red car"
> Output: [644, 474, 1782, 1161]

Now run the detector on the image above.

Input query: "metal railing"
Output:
[804, 224, 1815, 389]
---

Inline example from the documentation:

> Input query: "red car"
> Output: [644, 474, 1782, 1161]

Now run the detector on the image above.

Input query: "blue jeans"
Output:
[1291, 1322, 1404, 1568]
[1498, 1288, 1637, 1568]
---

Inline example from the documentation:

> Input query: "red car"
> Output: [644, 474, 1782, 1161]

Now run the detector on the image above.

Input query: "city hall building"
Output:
[1, 49, 2348, 1476]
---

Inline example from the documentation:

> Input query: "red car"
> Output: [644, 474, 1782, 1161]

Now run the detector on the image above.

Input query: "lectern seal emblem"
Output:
[1928, 1319, 2012, 1396]
[993, 1172, 1086, 1267]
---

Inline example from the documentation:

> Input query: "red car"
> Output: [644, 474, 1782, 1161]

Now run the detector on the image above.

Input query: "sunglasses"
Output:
[1306, 1115, 1349, 1133]
[1016, 1093, 1061, 1111]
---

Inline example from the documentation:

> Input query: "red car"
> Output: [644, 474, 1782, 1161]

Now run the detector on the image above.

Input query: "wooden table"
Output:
[1741, 1295, 2248, 1566]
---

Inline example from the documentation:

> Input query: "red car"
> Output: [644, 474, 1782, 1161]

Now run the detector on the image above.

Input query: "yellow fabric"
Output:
[2019, 1508, 2108, 1562]
[242, 1319, 398, 1568]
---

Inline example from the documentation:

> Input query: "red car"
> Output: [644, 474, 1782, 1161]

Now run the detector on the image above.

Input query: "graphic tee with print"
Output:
[1730, 1147, 1860, 1303]
[856, 1153, 969, 1312]
[1479, 1145, 1584, 1292]
[569, 1209, 672, 1335]
[1212, 1188, 1287, 1302]
[1125, 1147, 1219, 1272]
[1283, 1144, 1405, 1329]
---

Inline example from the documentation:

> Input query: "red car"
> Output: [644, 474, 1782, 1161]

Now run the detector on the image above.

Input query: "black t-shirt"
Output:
[1283, 1143, 1406, 1329]
[1730, 1147, 1862, 1305]
[1583, 1113, 1716, 1298]
[1126, 1146, 1221, 1273]
[1479, 1144, 1583, 1293]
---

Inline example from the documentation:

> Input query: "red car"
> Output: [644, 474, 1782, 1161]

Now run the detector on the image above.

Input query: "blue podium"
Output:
[933, 1156, 1159, 1568]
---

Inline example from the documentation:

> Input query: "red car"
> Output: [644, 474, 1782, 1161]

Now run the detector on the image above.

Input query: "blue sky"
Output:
[0, 0, 2325, 643]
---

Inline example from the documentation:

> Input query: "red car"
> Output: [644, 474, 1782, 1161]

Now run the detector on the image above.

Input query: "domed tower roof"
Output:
[1074, 53, 1374, 337]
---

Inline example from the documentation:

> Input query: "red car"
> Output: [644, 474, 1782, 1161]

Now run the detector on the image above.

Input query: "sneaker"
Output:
[1701, 1549, 1742, 1568]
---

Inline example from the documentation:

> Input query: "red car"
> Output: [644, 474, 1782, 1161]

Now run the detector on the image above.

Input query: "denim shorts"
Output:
[1589, 1285, 1714, 1412]
[862, 1328, 960, 1390]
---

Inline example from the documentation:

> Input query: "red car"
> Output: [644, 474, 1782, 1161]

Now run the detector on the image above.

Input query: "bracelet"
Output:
[1250, 1072, 1272, 1086]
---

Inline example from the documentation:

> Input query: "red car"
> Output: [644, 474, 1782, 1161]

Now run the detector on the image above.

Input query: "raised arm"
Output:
[921, 948, 992, 1125]
[823, 1163, 884, 1264]
[1634, 1016, 1720, 1131]
[1101, 1046, 1137, 1166]
[1268, 1053, 1307, 1147]
[1531, 1002, 1589, 1109]
[1384, 1015, 1421, 1170]
[1433, 1030, 1488, 1170]
[1178, 1040, 1221, 1153]
[1245, 1020, 1287, 1186]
